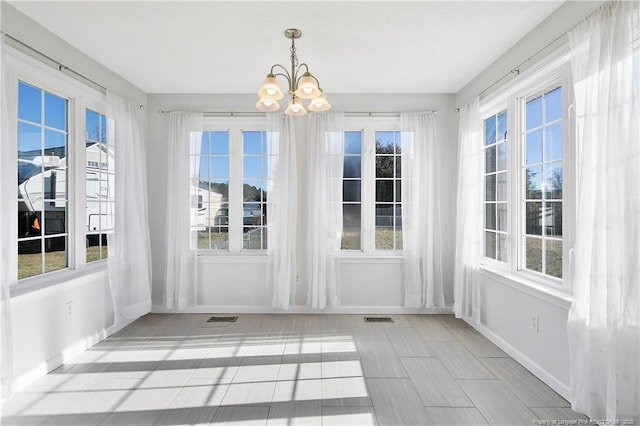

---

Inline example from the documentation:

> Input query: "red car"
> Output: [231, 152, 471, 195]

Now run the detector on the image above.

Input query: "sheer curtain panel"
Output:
[266, 113, 298, 309]
[165, 112, 203, 309]
[453, 97, 483, 320]
[307, 112, 345, 309]
[1, 35, 16, 399]
[107, 91, 152, 323]
[567, 1, 640, 422]
[401, 112, 445, 308]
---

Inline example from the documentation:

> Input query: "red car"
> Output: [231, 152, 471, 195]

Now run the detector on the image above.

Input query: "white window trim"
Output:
[480, 50, 575, 294]
[199, 116, 267, 255]
[343, 116, 402, 257]
[5, 46, 106, 294]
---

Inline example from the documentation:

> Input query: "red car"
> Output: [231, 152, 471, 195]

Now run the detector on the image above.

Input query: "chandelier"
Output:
[256, 28, 331, 116]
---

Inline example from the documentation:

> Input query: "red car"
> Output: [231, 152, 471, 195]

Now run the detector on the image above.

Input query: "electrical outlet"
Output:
[65, 301, 73, 318]
[531, 314, 539, 332]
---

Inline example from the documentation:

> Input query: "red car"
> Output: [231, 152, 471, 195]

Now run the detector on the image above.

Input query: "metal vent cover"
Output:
[206, 316, 238, 323]
[364, 316, 393, 323]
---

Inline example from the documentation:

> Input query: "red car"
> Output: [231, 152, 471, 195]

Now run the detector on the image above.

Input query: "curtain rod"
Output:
[474, 30, 569, 101]
[158, 110, 438, 117]
[4, 33, 108, 94]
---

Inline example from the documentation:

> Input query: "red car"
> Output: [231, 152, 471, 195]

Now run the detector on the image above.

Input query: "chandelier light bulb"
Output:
[285, 97, 307, 116]
[307, 91, 331, 112]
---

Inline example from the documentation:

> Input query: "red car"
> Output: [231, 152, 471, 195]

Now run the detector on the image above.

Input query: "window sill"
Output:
[11, 262, 109, 299]
[197, 253, 267, 264]
[479, 265, 572, 310]
[340, 254, 403, 264]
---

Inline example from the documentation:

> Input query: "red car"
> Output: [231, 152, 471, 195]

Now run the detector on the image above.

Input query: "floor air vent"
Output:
[206, 316, 238, 323]
[364, 316, 393, 323]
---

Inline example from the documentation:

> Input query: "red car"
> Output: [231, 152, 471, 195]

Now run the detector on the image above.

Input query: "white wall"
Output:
[147, 93, 458, 313]
[454, 0, 603, 401]
[2, 3, 148, 391]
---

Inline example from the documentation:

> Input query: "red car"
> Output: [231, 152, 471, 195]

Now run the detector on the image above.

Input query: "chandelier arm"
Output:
[294, 63, 310, 80]
[272, 72, 292, 87]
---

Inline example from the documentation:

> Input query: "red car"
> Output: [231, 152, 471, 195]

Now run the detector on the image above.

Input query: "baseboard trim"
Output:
[151, 304, 454, 315]
[463, 316, 571, 401]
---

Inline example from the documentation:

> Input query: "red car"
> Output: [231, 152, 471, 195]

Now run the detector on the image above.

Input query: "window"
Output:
[375, 131, 403, 250]
[341, 118, 402, 254]
[85, 109, 113, 263]
[481, 65, 571, 289]
[17, 81, 68, 279]
[342, 131, 362, 250]
[195, 131, 229, 251]
[242, 131, 270, 250]
[484, 110, 508, 261]
[522, 86, 563, 279]
[191, 119, 267, 253]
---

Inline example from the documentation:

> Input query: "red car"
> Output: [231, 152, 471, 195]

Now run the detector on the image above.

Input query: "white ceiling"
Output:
[9, 1, 564, 94]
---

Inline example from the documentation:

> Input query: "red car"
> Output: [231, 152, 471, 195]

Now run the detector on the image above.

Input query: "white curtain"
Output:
[401, 112, 445, 308]
[266, 113, 297, 310]
[307, 112, 345, 309]
[107, 91, 152, 323]
[1, 34, 16, 399]
[165, 112, 203, 310]
[453, 97, 483, 320]
[567, 1, 640, 422]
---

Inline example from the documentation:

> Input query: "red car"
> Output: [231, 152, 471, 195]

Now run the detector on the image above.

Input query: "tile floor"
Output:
[1, 314, 589, 425]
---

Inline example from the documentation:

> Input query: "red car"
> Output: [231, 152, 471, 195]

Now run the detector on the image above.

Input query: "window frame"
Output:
[5, 45, 107, 292]
[197, 116, 267, 255]
[342, 116, 403, 257]
[480, 57, 575, 293]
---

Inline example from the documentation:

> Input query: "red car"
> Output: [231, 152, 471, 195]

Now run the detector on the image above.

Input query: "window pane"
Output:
[497, 111, 507, 141]
[243, 131, 263, 154]
[342, 204, 361, 250]
[497, 142, 507, 172]
[243, 156, 262, 178]
[497, 233, 508, 262]
[526, 96, 542, 130]
[18, 240, 42, 279]
[485, 231, 496, 259]
[18, 82, 41, 123]
[484, 115, 496, 145]
[345, 131, 361, 155]
[18, 122, 41, 160]
[376, 180, 394, 202]
[243, 227, 266, 250]
[545, 239, 562, 278]
[44, 236, 67, 273]
[496, 172, 507, 202]
[525, 130, 542, 164]
[375, 156, 394, 178]
[546, 202, 562, 237]
[243, 202, 264, 227]
[197, 230, 211, 250]
[395, 156, 402, 178]
[485, 145, 496, 173]
[544, 162, 562, 199]
[213, 203, 229, 228]
[545, 87, 562, 123]
[343, 180, 361, 202]
[86, 109, 100, 141]
[525, 237, 543, 272]
[210, 157, 229, 179]
[485, 203, 496, 230]
[375, 204, 394, 229]
[45, 130, 66, 159]
[497, 203, 507, 232]
[525, 166, 542, 199]
[44, 92, 66, 131]
[243, 181, 261, 202]
[375, 132, 395, 154]
[525, 202, 542, 235]
[211, 131, 229, 155]
[44, 201, 66, 234]
[544, 122, 562, 162]
[485, 174, 496, 201]
[210, 227, 229, 250]
[344, 156, 361, 179]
